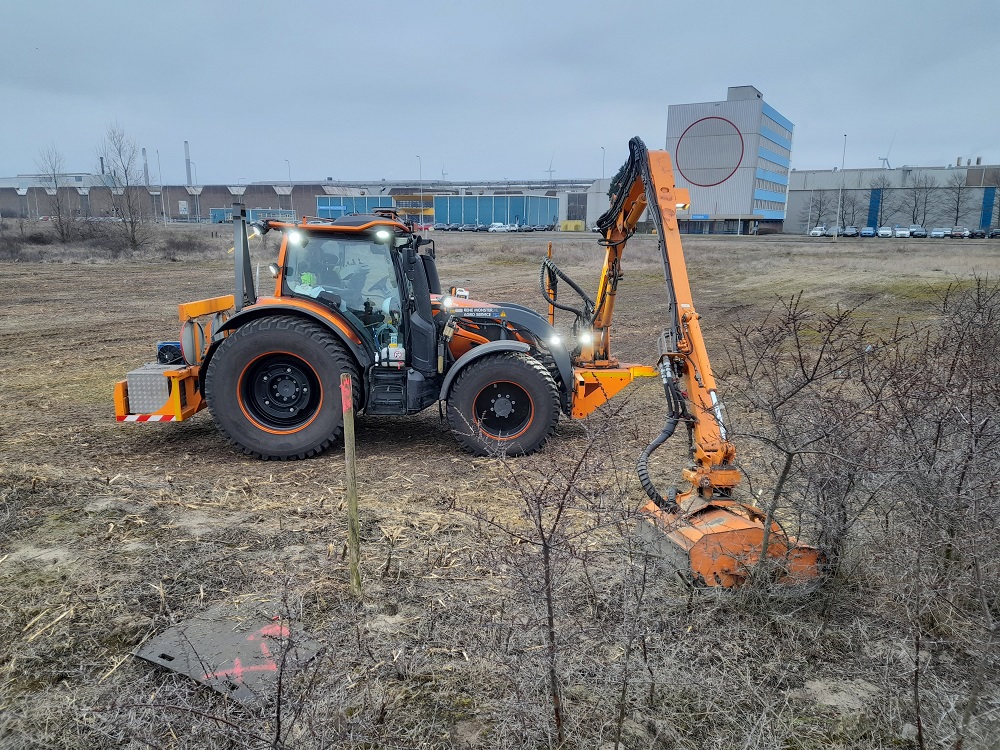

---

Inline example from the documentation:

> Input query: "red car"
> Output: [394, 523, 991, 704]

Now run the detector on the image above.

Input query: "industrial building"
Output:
[665, 85, 794, 234]
[786, 160, 999, 233]
[0, 175, 587, 229]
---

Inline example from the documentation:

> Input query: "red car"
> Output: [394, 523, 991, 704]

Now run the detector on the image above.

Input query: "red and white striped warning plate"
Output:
[117, 414, 177, 422]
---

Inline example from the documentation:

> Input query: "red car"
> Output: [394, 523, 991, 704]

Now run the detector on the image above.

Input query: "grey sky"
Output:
[2, 0, 997, 184]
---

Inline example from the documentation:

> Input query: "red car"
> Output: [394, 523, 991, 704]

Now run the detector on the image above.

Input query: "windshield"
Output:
[283, 233, 403, 349]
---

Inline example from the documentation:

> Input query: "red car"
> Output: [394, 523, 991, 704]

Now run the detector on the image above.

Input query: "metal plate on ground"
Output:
[134, 605, 321, 705]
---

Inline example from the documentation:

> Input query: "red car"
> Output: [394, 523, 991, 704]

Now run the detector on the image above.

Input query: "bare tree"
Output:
[942, 172, 974, 227]
[35, 145, 75, 243]
[97, 123, 153, 253]
[838, 190, 864, 229]
[917, 174, 937, 226]
[800, 190, 836, 229]
[868, 174, 898, 228]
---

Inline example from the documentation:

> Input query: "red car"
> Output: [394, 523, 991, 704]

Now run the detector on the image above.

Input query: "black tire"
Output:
[204, 316, 359, 460]
[446, 352, 559, 457]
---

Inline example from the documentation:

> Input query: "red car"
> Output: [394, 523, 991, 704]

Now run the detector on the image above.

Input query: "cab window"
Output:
[283, 233, 402, 349]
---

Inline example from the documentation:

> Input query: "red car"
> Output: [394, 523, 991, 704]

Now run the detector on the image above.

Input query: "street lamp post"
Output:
[416, 155, 422, 230]
[156, 149, 168, 227]
[834, 134, 847, 242]
[504, 178, 510, 225]
[601, 146, 605, 181]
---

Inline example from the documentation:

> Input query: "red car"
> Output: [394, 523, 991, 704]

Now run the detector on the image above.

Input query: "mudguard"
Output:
[201, 304, 373, 393]
[439, 341, 531, 401]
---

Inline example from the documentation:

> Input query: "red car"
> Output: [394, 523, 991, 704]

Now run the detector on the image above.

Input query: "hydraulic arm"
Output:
[586, 138, 823, 587]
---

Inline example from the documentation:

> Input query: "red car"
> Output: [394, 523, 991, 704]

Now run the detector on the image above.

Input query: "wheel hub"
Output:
[243, 357, 319, 429]
[491, 395, 514, 417]
[473, 382, 532, 438]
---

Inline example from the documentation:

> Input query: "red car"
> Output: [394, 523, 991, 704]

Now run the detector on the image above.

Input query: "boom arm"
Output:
[587, 138, 821, 587]
[593, 138, 738, 508]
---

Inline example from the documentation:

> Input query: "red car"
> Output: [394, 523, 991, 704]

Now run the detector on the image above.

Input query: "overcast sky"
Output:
[2, 0, 997, 184]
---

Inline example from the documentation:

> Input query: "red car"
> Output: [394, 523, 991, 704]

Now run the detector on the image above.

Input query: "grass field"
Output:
[1, 224, 998, 748]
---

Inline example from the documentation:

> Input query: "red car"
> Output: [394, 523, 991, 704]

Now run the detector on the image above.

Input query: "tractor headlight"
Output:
[288, 230, 305, 245]
[442, 296, 454, 308]
[549, 334, 562, 348]
[375, 229, 391, 243]
[579, 331, 593, 345]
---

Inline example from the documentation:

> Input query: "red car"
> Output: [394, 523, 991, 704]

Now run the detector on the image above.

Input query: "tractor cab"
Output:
[256, 214, 443, 418]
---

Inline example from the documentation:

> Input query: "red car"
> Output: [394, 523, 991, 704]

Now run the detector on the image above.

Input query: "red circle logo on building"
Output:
[675, 116, 745, 187]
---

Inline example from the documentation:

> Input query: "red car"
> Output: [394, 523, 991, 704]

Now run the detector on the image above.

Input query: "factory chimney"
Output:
[184, 141, 192, 187]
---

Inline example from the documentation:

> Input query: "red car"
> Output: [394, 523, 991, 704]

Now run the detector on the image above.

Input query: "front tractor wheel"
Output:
[447, 352, 559, 456]
[204, 317, 359, 460]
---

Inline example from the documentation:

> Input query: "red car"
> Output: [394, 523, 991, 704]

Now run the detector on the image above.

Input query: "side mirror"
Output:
[416, 237, 436, 257]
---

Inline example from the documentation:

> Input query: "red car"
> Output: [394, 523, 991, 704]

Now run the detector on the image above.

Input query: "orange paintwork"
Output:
[571, 365, 658, 418]
[113, 366, 204, 421]
[641, 499, 823, 587]
[178, 295, 235, 322]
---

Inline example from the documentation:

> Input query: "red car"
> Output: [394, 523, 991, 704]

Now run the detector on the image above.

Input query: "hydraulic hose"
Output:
[539, 256, 594, 324]
[637, 366, 687, 512]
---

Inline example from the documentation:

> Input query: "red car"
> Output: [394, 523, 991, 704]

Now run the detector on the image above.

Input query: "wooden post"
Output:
[341, 373, 362, 597]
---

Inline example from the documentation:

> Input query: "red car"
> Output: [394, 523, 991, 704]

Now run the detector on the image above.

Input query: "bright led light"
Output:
[375, 229, 391, 241]
[579, 331, 593, 345]
[288, 230, 304, 244]
[442, 296, 454, 308]
[676, 202, 690, 210]
[549, 335, 562, 347]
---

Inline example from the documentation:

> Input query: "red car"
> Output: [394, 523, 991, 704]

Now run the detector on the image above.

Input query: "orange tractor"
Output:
[114, 137, 822, 587]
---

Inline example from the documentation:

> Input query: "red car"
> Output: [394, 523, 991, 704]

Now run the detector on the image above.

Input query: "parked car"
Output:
[476, 223, 488, 232]
[432, 223, 448, 231]
[908, 225, 928, 238]
[951, 227, 970, 238]
[809, 225, 826, 237]
[447, 223, 462, 231]
[877, 226, 893, 238]
[860, 226, 876, 237]
[487, 222, 509, 232]
[969, 227, 987, 239]
[893, 226, 910, 238]
[989, 227, 1000, 239]
[824, 226, 843, 237]
[842, 226, 860, 237]
[459, 223, 477, 232]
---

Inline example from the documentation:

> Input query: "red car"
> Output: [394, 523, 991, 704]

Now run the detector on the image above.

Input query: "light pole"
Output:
[285, 159, 294, 218]
[601, 146, 605, 181]
[834, 134, 847, 241]
[156, 149, 168, 226]
[416, 155, 422, 229]
[190, 161, 198, 185]
[504, 178, 510, 225]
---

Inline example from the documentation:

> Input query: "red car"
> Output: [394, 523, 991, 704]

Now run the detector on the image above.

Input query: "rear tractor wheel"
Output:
[204, 316, 359, 460]
[446, 352, 559, 456]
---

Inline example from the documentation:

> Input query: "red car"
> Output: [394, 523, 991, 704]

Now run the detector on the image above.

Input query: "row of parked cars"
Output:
[809, 224, 1000, 239]
[432, 222, 555, 233]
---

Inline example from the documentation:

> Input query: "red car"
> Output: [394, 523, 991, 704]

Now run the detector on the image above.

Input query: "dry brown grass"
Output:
[2, 226, 999, 748]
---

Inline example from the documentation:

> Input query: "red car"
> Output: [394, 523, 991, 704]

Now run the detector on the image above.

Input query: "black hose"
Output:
[637, 374, 687, 512]
[539, 256, 594, 323]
